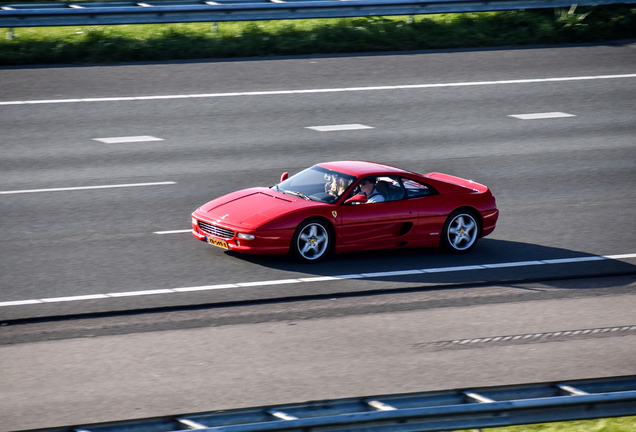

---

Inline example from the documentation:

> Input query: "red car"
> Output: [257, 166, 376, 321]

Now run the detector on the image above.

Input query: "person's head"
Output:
[335, 177, 347, 195]
[359, 178, 376, 196]
[328, 175, 347, 196]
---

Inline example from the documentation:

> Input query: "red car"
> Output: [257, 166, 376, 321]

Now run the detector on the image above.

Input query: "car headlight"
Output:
[192, 217, 198, 226]
[237, 233, 255, 240]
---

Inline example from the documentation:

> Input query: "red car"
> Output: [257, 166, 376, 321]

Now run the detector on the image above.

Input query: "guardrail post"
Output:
[267, 409, 299, 421]
[212, 22, 218, 33]
[6, 27, 13, 40]
[176, 418, 208, 429]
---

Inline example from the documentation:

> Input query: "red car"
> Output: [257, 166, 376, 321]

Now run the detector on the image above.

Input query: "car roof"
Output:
[317, 161, 414, 177]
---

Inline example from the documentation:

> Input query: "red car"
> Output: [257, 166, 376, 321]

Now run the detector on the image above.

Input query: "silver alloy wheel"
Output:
[297, 222, 329, 261]
[446, 213, 478, 251]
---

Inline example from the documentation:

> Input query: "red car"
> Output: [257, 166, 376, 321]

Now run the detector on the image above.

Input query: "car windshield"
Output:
[272, 165, 356, 204]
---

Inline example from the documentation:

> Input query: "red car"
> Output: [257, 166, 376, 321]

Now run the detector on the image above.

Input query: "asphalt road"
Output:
[1, 42, 636, 431]
[1, 42, 636, 320]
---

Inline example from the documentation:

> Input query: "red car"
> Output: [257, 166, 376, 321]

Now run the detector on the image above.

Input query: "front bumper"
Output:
[191, 215, 292, 255]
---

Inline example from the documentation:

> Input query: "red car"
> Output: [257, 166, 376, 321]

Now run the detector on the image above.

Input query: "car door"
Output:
[339, 176, 418, 246]
[401, 177, 448, 245]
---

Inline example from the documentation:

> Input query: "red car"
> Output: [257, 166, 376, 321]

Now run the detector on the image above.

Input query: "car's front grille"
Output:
[198, 221, 234, 239]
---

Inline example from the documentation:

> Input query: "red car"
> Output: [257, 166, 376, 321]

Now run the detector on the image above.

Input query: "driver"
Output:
[359, 178, 385, 203]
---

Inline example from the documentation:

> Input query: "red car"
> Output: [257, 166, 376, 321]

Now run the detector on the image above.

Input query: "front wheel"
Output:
[291, 219, 331, 263]
[441, 210, 480, 253]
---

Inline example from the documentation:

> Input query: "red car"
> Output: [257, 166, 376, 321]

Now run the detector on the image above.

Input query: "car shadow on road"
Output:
[224, 238, 636, 289]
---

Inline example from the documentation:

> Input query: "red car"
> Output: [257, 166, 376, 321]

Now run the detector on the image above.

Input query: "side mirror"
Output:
[344, 194, 368, 205]
[280, 172, 289, 182]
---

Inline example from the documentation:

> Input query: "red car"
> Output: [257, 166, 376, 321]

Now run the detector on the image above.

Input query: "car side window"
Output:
[348, 175, 405, 203]
[402, 178, 433, 198]
[375, 176, 405, 202]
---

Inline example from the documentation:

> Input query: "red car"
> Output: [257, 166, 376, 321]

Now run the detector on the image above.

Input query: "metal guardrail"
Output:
[1, 0, 635, 28]
[23, 375, 636, 432]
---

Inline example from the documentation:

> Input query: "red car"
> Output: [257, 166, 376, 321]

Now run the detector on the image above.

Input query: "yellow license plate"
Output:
[207, 237, 229, 249]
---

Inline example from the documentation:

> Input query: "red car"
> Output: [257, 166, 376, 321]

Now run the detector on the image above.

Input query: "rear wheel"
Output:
[291, 219, 331, 263]
[441, 210, 480, 253]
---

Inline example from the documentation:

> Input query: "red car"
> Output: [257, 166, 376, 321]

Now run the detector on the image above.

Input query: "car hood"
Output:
[197, 188, 303, 228]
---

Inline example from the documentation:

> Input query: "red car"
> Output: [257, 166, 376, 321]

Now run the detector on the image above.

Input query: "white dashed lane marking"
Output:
[1, 74, 634, 106]
[0, 181, 176, 195]
[416, 325, 636, 351]
[306, 124, 374, 132]
[0, 253, 634, 308]
[93, 136, 164, 144]
[508, 112, 576, 120]
[154, 229, 192, 235]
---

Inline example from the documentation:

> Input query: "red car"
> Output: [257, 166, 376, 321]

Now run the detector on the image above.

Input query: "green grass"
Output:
[0, 5, 635, 64]
[451, 415, 636, 432]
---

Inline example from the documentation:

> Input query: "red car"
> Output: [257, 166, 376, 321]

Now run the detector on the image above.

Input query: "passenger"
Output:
[359, 178, 385, 203]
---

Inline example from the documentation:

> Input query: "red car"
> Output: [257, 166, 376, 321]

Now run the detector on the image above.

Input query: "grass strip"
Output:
[450, 415, 636, 431]
[0, 6, 635, 65]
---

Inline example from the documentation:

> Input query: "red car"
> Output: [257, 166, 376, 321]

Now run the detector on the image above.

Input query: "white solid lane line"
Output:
[509, 112, 576, 120]
[1, 253, 635, 308]
[108, 289, 175, 297]
[0, 181, 176, 195]
[41, 294, 109, 303]
[1, 74, 635, 106]
[1, 300, 41, 307]
[306, 124, 374, 132]
[93, 136, 164, 143]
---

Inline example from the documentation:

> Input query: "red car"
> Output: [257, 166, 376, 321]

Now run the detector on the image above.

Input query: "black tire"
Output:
[441, 210, 480, 253]
[291, 219, 331, 263]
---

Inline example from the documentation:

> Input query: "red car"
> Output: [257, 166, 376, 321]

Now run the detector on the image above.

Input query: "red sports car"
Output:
[191, 161, 499, 262]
